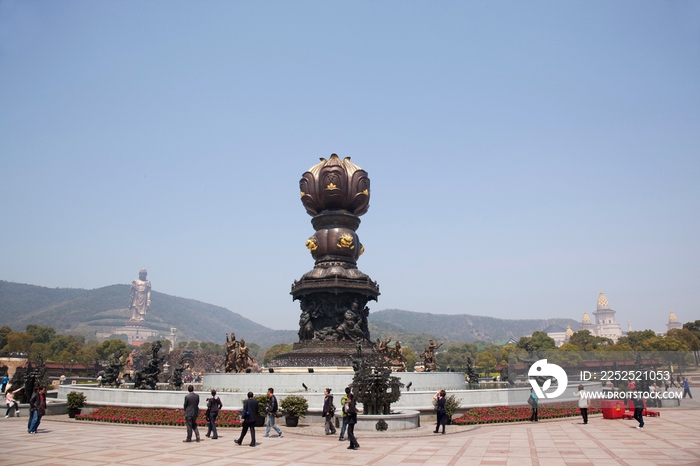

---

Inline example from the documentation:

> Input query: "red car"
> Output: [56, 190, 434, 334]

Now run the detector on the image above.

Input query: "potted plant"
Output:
[66, 391, 87, 418]
[280, 395, 308, 427]
[253, 394, 269, 427]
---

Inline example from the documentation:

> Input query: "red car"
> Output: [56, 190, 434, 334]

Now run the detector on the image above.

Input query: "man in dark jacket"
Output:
[264, 387, 283, 438]
[183, 385, 201, 442]
[206, 389, 223, 439]
[632, 391, 645, 429]
[235, 391, 258, 447]
[28, 387, 46, 434]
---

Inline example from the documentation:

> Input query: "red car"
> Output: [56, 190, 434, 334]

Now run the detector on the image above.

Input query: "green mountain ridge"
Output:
[0, 281, 297, 347]
[1, 281, 579, 348]
[368, 309, 580, 344]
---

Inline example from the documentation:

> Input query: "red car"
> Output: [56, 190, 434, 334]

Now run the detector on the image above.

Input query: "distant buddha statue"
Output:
[128, 269, 151, 322]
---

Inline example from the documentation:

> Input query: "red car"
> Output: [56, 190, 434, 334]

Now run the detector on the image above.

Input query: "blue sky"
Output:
[1, 1, 698, 334]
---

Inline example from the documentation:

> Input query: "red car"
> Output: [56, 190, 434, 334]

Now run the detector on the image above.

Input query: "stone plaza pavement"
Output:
[1, 404, 699, 466]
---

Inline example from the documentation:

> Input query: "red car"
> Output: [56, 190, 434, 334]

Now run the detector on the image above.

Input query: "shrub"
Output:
[66, 391, 87, 410]
[280, 395, 308, 418]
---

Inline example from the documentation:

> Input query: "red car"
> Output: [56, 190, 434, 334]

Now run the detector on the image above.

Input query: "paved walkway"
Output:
[1, 404, 699, 465]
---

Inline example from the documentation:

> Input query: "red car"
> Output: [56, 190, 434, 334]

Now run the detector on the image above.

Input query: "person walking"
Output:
[345, 393, 359, 450]
[205, 389, 222, 440]
[235, 391, 258, 447]
[632, 391, 645, 429]
[28, 387, 46, 434]
[183, 385, 201, 442]
[264, 387, 283, 438]
[322, 388, 336, 435]
[338, 387, 350, 441]
[682, 378, 693, 399]
[574, 384, 588, 424]
[528, 388, 539, 422]
[5, 386, 22, 418]
[433, 389, 447, 434]
[1, 375, 8, 393]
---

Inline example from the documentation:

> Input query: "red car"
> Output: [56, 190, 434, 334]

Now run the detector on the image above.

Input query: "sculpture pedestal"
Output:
[269, 340, 361, 368]
[113, 321, 159, 346]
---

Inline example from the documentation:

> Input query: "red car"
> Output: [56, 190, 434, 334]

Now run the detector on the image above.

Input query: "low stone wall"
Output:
[203, 371, 467, 394]
[57, 381, 600, 414]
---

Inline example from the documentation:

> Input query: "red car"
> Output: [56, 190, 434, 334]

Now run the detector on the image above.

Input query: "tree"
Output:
[617, 330, 657, 350]
[476, 351, 497, 376]
[28, 342, 53, 362]
[641, 336, 690, 353]
[682, 320, 700, 341]
[567, 330, 613, 351]
[177, 341, 188, 350]
[668, 329, 700, 352]
[0, 325, 12, 349]
[518, 332, 557, 351]
[76, 346, 100, 370]
[199, 341, 224, 356]
[403, 347, 417, 371]
[25, 325, 56, 344]
[263, 343, 293, 365]
[2, 332, 34, 353]
[49, 335, 85, 360]
[247, 342, 262, 359]
[187, 341, 201, 351]
[437, 343, 475, 371]
[98, 339, 128, 361]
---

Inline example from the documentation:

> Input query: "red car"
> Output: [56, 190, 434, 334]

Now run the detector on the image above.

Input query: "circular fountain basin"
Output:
[354, 410, 420, 431]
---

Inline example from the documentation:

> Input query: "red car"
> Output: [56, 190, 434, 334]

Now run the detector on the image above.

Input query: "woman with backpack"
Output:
[528, 388, 539, 422]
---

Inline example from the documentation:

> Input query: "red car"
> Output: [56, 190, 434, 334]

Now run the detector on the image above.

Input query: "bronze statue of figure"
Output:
[376, 337, 391, 354]
[134, 341, 163, 389]
[336, 309, 365, 341]
[236, 338, 251, 372]
[298, 312, 314, 341]
[390, 341, 407, 372]
[128, 269, 151, 322]
[225, 333, 238, 373]
[423, 339, 442, 372]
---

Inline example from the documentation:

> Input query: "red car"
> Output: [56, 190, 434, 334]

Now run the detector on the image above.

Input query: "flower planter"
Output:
[68, 408, 82, 418]
[285, 416, 299, 427]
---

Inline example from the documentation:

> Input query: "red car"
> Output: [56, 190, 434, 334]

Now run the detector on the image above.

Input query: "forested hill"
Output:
[1, 281, 580, 348]
[369, 309, 579, 343]
[0, 281, 296, 346]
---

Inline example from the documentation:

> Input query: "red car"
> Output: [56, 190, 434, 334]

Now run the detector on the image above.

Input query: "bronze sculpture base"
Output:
[268, 340, 366, 368]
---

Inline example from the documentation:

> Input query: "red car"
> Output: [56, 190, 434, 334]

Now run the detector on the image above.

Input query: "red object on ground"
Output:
[601, 400, 626, 419]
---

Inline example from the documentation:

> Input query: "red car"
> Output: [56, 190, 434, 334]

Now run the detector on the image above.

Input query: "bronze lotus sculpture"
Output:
[270, 154, 380, 368]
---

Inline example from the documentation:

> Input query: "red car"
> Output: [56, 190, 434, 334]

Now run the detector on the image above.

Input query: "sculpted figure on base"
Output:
[128, 269, 151, 322]
[423, 339, 442, 372]
[223, 334, 260, 373]
[225, 333, 238, 373]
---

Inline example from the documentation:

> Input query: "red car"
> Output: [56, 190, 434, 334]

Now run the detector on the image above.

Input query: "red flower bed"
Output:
[75, 407, 242, 427]
[453, 401, 601, 425]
